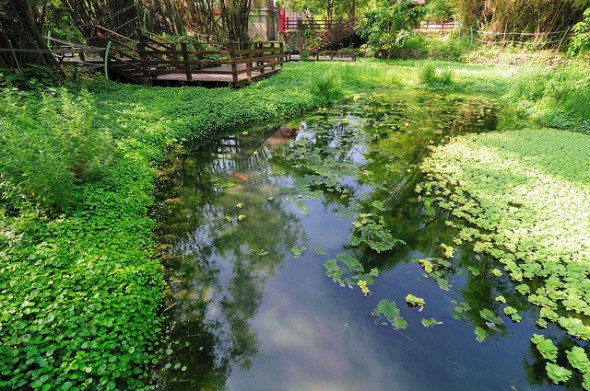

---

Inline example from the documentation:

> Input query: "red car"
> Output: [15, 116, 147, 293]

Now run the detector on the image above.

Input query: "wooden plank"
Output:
[181, 43, 192, 81]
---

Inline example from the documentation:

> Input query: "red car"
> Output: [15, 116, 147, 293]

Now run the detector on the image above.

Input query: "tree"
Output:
[61, 0, 138, 43]
[452, 0, 590, 37]
[356, 0, 423, 58]
[220, 0, 256, 43]
[282, 0, 369, 24]
[0, 0, 60, 71]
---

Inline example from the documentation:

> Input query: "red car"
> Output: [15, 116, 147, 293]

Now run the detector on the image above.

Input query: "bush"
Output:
[310, 70, 345, 102]
[504, 59, 590, 132]
[427, 35, 467, 62]
[419, 62, 453, 87]
[568, 8, 590, 56]
[0, 88, 114, 213]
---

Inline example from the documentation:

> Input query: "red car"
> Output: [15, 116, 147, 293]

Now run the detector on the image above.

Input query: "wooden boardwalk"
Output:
[153, 63, 280, 86]
[44, 26, 355, 88]
[95, 26, 284, 87]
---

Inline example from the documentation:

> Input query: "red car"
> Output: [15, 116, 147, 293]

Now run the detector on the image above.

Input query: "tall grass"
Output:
[0, 89, 114, 213]
[419, 62, 453, 87]
[504, 59, 590, 132]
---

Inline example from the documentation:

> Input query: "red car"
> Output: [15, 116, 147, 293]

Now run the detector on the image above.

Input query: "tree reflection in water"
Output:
[154, 90, 572, 391]
[154, 128, 306, 390]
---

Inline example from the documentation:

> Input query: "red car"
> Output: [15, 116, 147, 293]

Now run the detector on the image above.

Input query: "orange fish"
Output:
[234, 172, 248, 181]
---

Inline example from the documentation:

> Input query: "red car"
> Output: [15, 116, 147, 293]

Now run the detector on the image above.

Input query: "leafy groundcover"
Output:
[0, 62, 365, 390]
[419, 128, 590, 387]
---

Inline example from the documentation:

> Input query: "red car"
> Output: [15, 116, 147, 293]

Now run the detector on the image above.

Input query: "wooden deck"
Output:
[286, 53, 356, 62]
[95, 26, 284, 87]
[153, 63, 280, 86]
[45, 26, 356, 88]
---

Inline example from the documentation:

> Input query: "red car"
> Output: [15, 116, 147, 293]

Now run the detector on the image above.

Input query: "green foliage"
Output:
[374, 299, 408, 330]
[531, 334, 558, 362]
[505, 60, 590, 133]
[291, 245, 307, 259]
[546, 363, 572, 384]
[480, 308, 503, 327]
[1, 61, 376, 390]
[423, 0, 455, 20]
[420, 126, 590, 383]
[503, 306, 522, 322]
[419, 62, 453, 87]
[567, 346, 590, 372]
[568, 8, 590, 56]
[474, 326, 487, 342]
[421, 318, 441, 328]
[350, 212, 402, 252]
[356, 0, 423, 58]
[324, 253, 379, 295]
[427, 37, 466, 62]
[0, 88, 115, 213]
[310, 70, 345, 102]
[405, 294, 426, 307]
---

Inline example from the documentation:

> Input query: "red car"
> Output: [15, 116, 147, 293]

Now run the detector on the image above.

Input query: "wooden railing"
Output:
[419, 20, 459, 31]
[95, 25, 284, 86]
[310, 19, 357, 53]
[45, 36, 104, 64]
[282, 18, 347, 31]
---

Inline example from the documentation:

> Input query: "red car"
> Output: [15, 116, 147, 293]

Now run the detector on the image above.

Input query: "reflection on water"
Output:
[155, 89, 562, 391]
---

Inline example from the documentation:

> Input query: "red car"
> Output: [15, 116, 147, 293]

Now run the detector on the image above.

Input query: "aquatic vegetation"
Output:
[350, 212, 403, 253]
[420, 127, 590, 385]
[290, 246, 307, 259]
[405, 294, 426, 307]
[373, 299, 408, 330]
[324, 253, 379, 294]
[421, 318, 442, 328]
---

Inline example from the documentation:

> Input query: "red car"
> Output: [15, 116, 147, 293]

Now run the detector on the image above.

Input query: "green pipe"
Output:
[7, 39, 21, 73]
[104, 40, 112, 81]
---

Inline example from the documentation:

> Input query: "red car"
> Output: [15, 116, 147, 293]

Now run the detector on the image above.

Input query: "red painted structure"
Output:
[279, 8, 287, 32]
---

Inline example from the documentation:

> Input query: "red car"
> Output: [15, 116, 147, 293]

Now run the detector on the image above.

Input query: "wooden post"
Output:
[230, 44, 238, 85]
[171, 42, 180, 75]
[181, 43, 192, 81]
[246, 42, 252, 78]
[258, 42, 264, 74]
[271, 42, 276, 71]
[136, 30, 149, 80]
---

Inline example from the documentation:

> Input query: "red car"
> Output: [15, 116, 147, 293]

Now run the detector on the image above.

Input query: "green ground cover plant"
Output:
[2, 56, 590, 389]
[0, 62, 396, 390]
[419, 128, 590, 386]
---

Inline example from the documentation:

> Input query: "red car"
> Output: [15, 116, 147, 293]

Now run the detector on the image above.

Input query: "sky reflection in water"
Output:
[156, 90, 561, 391]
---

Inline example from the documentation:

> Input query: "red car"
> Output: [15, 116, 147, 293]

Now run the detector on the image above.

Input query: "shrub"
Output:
[0, 88, 114, 213]
[568, 8, 590, 56]
[427, 35, 467, 62]
[504, 59, 590, 132]
[419, 62, 453, 87]
[310, 70, 345, 102]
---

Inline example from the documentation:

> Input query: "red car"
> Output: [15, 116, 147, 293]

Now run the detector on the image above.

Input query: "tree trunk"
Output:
[0, 0, 60, 71]
[220, 0, 254, 43]
[62, 0, 138, 44]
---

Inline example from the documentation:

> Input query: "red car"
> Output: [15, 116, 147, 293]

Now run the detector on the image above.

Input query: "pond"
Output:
[154, 89, 562, 391]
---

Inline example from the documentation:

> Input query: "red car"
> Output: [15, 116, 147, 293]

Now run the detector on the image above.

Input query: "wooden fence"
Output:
[96, 25, 284, 86]
[418, 20, 459, 32]
[282, 19, 348, 31]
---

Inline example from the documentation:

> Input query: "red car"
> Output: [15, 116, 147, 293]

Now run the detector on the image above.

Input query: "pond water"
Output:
[154, 89, 562, 391]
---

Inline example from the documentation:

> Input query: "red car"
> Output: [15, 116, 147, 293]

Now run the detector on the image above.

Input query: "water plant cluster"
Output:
[419, 128, 590, 386]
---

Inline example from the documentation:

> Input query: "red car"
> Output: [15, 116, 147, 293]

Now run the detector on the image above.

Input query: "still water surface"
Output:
[156, 90, 560, 391]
